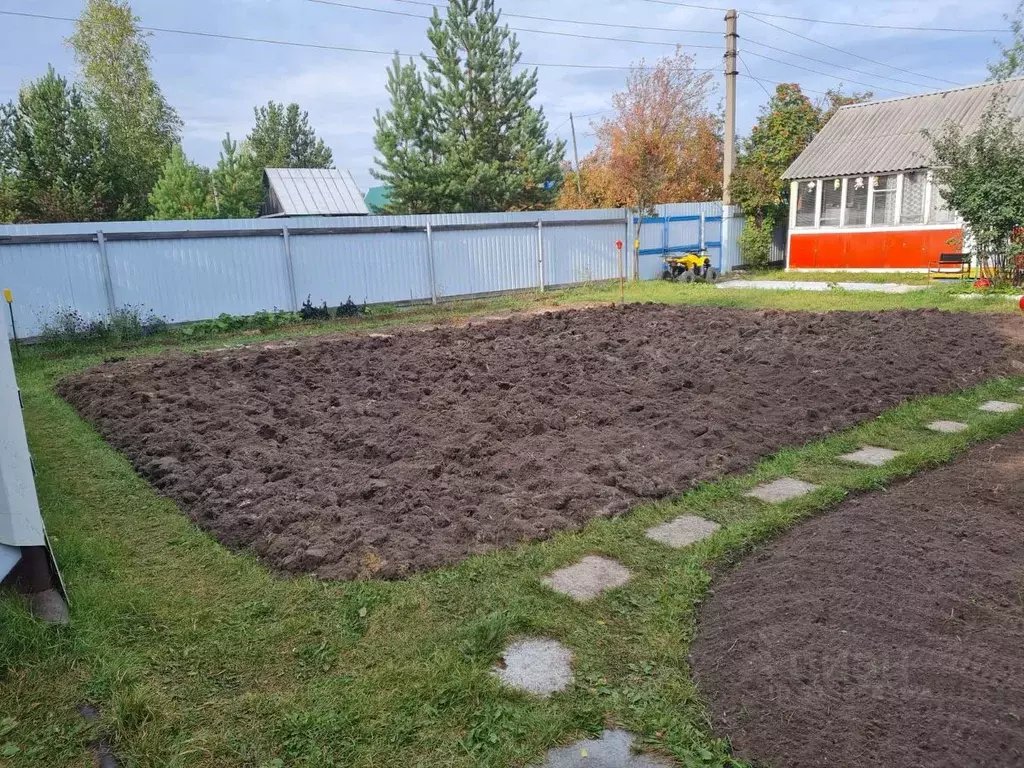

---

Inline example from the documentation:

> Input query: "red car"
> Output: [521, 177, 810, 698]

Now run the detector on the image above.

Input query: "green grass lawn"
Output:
[729, 270, 934, 284]
[2, 283, 1023, 767]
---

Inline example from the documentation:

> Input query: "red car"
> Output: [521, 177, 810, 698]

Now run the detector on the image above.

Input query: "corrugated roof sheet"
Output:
[783, 78, 1024, 180]
[263, 168, 370, 216]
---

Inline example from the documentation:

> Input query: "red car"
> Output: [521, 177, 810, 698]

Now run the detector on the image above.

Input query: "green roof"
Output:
[364, 186, 391, 214]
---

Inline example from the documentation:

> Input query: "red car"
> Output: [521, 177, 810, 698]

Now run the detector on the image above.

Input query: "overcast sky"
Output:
[0, 0, 1015, 190]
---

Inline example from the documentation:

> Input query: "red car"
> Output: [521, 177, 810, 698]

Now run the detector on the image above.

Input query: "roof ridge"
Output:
[836, 76, 1024, 112]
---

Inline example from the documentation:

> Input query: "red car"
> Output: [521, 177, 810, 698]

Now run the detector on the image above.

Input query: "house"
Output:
[364, 185, 391, 214]
[261, 168, 370, 217]
[782, 78, 1024, 270]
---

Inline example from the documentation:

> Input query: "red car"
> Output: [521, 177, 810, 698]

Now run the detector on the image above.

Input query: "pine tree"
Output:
[148, 146, 213, 220]
[12, 67, 109, 223]
[211, 133, 263, 218]
[373, 0, 564, 213]
[69, 0, 182, 220]
[247, 102, 333, 170]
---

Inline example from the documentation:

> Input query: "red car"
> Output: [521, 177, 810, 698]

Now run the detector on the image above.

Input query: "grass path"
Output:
[1, 286, 1022, 767]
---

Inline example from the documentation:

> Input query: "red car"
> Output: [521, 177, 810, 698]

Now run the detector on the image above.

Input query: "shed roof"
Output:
[263, 168, 369, 216]
[783, 78, 1024, 180]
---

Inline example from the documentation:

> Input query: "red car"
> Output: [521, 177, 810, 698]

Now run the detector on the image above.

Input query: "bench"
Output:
[928, 252, 972, 280]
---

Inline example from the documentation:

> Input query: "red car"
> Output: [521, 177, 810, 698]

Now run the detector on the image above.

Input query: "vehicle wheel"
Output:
[680, 270, 696, 283]
[661, 269, 674, 281]
[705, 267, 720, 283]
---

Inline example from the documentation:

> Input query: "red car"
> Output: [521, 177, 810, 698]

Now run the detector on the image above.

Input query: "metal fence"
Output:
[0, 202, 745, 338]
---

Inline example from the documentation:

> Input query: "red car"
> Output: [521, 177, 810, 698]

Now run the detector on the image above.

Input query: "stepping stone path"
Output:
[744, 477, 820, 504]
[927, 420, 969, 434]
[646, 515, 720, 549]
[493, 638, 573, 696]
[541, 729, 674, 767]
[543, 555, 632, 601]
[839, 446, 903, 467]
[979, 400, 1022, 413]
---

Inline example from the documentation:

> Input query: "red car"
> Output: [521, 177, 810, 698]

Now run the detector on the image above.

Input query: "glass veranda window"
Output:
[901, 171, 926, 224]
[820, 178, 842, 226]
[794, 180, 817, 227]
[844, 176, 868, 226]
[871, 175, 897, 226]
[929, 180, 958, 224]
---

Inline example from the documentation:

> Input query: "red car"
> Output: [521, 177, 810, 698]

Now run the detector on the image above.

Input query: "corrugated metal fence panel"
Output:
[0, 203, 743, 337]
[0, 240, 110, 336]
[106, 235, 291, 323]
[543, 221, 623, 286]
[432, 226, 537, 298]
[291, 231, 432, 306]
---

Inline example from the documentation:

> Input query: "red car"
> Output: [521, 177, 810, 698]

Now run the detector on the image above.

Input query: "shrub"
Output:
[738, 216, 776, 270]
[337, 297, 367, 318]
[300, 295, 332, 321]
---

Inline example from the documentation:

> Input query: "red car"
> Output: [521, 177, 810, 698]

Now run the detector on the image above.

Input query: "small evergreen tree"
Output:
[12, 67, 109, 223]
[148, 146, 214, 220]
[211, 133, 263, 218]
[247, 102, 333, 170]
[373, 0, 564, 213]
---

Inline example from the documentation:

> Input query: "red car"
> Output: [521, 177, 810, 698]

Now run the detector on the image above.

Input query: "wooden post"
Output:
[616, 239, 625, 304]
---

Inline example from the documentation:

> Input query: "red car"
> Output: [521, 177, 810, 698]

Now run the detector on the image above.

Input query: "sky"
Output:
[0, 0, 1016, 191]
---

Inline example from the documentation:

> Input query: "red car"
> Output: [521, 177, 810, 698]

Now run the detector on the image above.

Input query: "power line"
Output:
[738, 53, 771, 99]
[743, 37, 939, 91]
[306, 0, 723, 51]
[744, 14, 964, 88]
[385, 0, 722, 36]
[637, 0, 1004, 34]
[739, 73, 831, 98]
[741, 50, 912, 96]
[0, 9, 687, 72]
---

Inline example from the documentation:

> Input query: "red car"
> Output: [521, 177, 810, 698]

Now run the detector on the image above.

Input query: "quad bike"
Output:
[660, 251, 719, 283]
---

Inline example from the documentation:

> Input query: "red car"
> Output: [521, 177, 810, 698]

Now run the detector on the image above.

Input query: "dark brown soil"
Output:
[690, 430, 1024, 768]
[58, 305, 1015, 580]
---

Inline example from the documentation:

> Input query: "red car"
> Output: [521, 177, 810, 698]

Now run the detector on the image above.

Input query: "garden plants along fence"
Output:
[0, 202, 741, 338]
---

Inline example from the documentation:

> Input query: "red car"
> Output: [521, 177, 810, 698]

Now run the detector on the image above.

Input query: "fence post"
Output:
[536, 220, 545, 292]
[281, 225, 299, 311]
[700, 213, 706, 252]
[425, 222, 438, 305]
[95, 230, 116, 316]
[624, 208, 633, 280]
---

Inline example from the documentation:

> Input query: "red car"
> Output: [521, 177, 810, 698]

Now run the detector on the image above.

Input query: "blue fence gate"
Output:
[634, 203, 724, 280]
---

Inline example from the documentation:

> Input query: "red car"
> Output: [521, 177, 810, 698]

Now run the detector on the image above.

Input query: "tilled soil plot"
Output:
[690, 430, 1024, 768]
[58, 305, 1016, 580]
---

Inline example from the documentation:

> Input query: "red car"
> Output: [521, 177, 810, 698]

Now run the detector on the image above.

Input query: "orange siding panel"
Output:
[788, 228, 962, 269]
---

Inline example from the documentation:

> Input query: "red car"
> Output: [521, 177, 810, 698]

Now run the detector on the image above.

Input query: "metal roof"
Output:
[783, 78, 1024, 180]
[263, 168, 370, 216]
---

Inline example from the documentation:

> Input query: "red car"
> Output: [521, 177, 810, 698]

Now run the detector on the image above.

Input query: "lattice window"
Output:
[929, 179, 958, 224]
[794, 180, 817, 227]
[871, 175, 897, 226]
[901, 171, 926, 224]
[820, 178, 843, 227]
[844, 176, 868, 226]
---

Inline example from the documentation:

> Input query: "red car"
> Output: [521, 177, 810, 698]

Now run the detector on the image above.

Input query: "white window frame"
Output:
[791, 170, 960, 231]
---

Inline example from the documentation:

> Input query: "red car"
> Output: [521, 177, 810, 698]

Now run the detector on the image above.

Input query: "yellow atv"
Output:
[661, 250, 719, 283]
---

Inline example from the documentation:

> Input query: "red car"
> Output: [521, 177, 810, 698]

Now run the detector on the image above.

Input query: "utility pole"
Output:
[569, 112, 582, 196]
[723, 9, 738, 206]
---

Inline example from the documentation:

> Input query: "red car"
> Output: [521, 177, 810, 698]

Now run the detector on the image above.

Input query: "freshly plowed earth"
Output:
[58, 305, 1014, 580]
[690, 430, 1024, 768]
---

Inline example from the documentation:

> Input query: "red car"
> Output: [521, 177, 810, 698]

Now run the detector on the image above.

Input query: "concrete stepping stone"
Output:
[492, 638, 573, 696]
[838, 446, 903, 467]
[645, 515, 720, 549]
[541, 729, 673, 767]
[542, 555, 632, 601]
[744, 477, 819, 504]
[978, 400, 1022, 413]
[927, 420, 969, 434]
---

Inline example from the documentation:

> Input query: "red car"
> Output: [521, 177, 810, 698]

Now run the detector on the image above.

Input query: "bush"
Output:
[738, 217, 776, 270]
[39, 304, 167, 348]
[300, 296, 332, 321]
[337, 296, 367, 318]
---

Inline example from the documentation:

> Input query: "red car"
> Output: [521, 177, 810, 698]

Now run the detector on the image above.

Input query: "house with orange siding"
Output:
[782, 78, 1024, 271]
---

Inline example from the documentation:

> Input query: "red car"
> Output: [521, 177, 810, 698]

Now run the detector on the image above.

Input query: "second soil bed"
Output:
[59, 305, 1015, 579]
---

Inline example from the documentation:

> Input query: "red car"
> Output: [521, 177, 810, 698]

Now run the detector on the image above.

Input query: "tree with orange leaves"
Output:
[556, 49, 722, 225]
